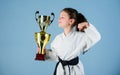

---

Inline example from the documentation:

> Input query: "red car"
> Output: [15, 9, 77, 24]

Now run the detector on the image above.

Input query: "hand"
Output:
[77, 22, 89, 32]
[38, 47, 41, 54]
[38, 47, 46, 54]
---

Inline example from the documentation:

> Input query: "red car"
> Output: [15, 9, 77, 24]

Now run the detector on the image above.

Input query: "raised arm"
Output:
[78, 22, 101, 53]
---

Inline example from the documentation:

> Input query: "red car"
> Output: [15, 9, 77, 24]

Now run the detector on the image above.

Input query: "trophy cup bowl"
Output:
[34, 11, 55, 60]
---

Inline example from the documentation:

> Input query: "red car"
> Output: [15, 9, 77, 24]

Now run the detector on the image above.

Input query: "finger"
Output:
[38, 47, 41, 53]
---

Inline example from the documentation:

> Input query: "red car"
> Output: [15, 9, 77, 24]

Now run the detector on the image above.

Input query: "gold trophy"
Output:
[34, 11, 55, 60]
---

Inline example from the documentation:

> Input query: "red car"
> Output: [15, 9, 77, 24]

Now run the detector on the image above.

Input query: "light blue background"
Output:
[0, 0, 120, 75]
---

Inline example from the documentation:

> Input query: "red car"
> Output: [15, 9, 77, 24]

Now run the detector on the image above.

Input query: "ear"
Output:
[69, 19, 75, 25]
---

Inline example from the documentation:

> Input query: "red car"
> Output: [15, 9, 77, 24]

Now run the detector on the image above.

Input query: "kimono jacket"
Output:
[45, 23, 101, 75]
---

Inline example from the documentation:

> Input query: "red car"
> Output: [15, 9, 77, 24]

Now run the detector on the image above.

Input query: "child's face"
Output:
[58, 11, 71, 28]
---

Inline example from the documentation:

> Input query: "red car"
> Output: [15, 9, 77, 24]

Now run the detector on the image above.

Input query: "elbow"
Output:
[91, 32, 101, 46]
[97, 33, 101, 42]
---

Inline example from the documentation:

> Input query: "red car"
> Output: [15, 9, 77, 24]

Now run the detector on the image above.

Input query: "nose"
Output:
[58, 17, 61, 22]
[58, 17, 61, 20]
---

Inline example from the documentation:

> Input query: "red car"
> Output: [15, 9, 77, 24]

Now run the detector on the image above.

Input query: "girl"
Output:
[45, 8, 101, 75]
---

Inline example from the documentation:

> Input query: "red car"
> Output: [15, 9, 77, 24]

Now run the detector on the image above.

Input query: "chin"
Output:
[58, 24, 62, 27]
[59, 25, 63, 28]
[58, 24, 65, 28]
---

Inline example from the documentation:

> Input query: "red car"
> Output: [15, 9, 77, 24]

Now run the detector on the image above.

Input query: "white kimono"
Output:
[45, 23, 101, 75]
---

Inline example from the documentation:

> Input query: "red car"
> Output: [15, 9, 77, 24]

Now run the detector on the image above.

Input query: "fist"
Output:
[77, 22, 89, 32]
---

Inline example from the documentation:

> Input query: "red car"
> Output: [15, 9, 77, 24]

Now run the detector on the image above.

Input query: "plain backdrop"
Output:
[0, 0, 120, 75]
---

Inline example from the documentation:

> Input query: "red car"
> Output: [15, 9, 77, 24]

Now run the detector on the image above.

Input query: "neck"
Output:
[64, 26, 72, 36]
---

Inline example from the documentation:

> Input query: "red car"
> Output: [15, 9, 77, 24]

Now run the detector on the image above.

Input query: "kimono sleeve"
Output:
[45, 36, 59, 61]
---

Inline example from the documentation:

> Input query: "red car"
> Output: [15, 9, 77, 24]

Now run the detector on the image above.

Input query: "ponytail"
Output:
[76, 13, 88, 31]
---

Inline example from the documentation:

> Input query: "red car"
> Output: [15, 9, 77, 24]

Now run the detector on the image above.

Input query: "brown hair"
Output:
[61, 8, 88, 31]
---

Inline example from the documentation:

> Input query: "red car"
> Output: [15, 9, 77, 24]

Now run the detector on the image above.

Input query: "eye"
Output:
[60, 16, 63, 19]
[61, 16, 65, 18]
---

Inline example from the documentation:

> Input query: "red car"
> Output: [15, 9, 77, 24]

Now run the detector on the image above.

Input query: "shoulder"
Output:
[55, 33, 63, 39]
[53, 33, 63, 41]
[51, 33, 63, 46]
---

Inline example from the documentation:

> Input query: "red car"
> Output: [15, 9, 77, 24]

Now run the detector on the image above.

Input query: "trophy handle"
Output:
[35, 11, 42, 30]
[35, 11, 39, 22]
[49, 12, 55, 25]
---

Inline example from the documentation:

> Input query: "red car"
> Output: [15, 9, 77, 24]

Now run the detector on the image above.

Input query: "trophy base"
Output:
[35, 53, 45, 61]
